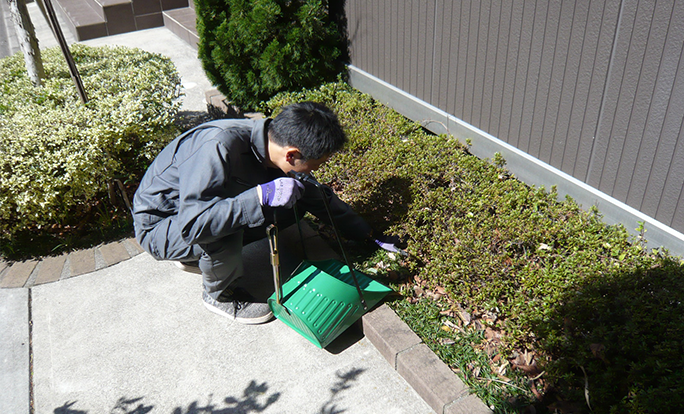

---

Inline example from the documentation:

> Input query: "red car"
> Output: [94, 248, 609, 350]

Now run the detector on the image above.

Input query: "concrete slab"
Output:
[31, 252, 433, 413]
[0, 288, 30, 414]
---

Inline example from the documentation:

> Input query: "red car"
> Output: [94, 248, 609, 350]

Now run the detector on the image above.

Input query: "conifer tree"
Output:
[195, 0, 346, 111]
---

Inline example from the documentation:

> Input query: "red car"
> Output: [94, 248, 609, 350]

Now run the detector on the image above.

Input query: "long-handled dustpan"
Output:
[267, 173, 392, 348]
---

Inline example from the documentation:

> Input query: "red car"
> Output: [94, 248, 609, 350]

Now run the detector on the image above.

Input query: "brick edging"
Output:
[0, 238, 144, 289]
[360, 304, 493, 414]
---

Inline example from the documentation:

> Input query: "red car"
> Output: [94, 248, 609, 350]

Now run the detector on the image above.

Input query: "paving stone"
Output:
[68, 249, 96, 278]
[0, 261, 7, 275]
[123, 237, 145, 255]
[34, 254, 68, 286]
[397, 343, 470, 414]
[445, 394, 493, 414]
[99, 242, 131, 267]
[0, 260, 37, 288]
[361, 303, 422, 368]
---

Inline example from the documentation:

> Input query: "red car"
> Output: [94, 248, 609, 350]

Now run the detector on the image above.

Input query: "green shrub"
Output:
[195, 0, 346, 111]
[0, 45, 181, 257]
[266, 82, 684, 413]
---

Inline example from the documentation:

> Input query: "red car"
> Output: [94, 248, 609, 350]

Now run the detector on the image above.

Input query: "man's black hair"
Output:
[268, 102, 347, 160]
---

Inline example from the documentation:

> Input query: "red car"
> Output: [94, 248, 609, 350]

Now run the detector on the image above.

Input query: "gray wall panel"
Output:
[625, 0, 678, 210]
[498, 0, 524, 146]
[590, 0, 643, 194]
[571, 0, 621, 181]
[473, 0, 491, 128]
[464, 0, 480, 124]
[530, 0, 561, 162]
[543, 0, 575, 169]
[611, 0, 663, 203]
[508, 0, 535, 149]
[454, 0, 470, 120]
[487, 0, 511, 138]
[641, 6, 684, 218]
[549, 0, 584, 170]
[661, 129, 684, 228]
[556, 0, 591, 174]
[432, 0, 451, 111]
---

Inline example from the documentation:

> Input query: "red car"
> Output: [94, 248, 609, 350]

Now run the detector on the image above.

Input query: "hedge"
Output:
[0, 45, 181, 257]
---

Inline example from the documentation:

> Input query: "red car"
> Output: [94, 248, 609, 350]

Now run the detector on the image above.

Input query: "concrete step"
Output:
[163, 6, 197, 49]
[53, 0, 188, 41]
[52, 0, 108, 40]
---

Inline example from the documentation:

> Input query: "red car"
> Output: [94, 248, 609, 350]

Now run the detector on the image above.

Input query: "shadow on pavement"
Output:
[53, 381, 281, 414]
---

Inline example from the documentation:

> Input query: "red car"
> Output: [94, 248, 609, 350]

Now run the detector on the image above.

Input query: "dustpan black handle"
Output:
[290, 171, 368, 310]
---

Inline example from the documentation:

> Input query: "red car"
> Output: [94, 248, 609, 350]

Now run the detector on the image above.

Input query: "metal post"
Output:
[37, 0, 87, 103]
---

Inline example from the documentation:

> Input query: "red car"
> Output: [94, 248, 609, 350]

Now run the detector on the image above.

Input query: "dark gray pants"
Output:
[137, 210, 299, 300]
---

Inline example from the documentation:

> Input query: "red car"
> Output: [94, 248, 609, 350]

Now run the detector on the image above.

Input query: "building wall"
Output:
[345, 0, 684, 242]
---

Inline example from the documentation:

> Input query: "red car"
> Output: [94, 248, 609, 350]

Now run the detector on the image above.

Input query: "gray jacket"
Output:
[133, 119, 372, 248]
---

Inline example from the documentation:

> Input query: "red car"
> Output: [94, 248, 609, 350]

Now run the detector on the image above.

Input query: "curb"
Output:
[361, 305, 492, 414]
[0, 237, 144, 289]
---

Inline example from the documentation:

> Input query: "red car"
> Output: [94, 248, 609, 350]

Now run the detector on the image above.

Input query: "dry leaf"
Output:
[456, 304, 472, 325]
[513, 363, 541, 377]
[498, 360, 510, 375]
[427, 291, 443, 300]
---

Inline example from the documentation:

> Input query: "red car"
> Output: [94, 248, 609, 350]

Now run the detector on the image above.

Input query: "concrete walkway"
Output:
[1, 6, 492, 413]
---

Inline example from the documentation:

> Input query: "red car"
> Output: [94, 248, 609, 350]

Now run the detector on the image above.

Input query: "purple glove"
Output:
[374, 234, 408, 256]
[258, 177, 305, 208]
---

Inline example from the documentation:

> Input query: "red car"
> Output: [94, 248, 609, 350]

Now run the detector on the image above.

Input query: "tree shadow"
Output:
[318, 367, 366, 414]
[173, 380, 280, 414]
[53, 381, 280, 414]
[54, 401, 88, 414]
[54, 397, 153, 414]
[531, 255, 684, 413]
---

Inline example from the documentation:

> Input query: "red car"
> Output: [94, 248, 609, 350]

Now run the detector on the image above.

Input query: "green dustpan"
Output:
[268, 259, 392, 348]
[266, 171, 393, 348]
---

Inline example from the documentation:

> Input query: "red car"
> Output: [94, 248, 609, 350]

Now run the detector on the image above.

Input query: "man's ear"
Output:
[285, 148, 303, 165]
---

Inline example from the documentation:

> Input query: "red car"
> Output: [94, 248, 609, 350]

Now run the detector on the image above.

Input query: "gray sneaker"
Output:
[202, 289, 273, 325]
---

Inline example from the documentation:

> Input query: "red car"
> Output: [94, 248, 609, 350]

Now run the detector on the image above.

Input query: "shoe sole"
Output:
[174, 261, 202, 274]
[203, 301, 274, 325]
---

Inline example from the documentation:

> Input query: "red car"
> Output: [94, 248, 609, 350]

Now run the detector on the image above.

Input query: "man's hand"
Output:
[373, 233, 408, 256]
[258, 178, 305, 208]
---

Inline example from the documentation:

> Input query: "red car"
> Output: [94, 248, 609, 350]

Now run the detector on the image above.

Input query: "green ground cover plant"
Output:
[266, 82, 684, 413]
[0, 45, 181, 259]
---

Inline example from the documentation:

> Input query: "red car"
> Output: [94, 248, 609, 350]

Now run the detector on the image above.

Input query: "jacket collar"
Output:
[250, 118, 271, 167]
